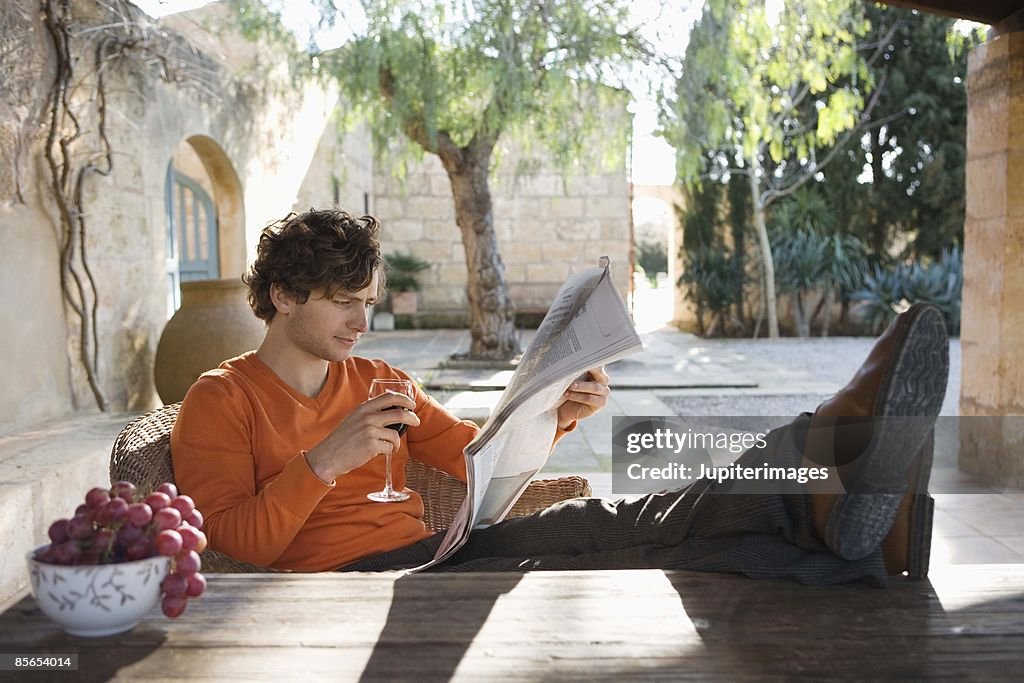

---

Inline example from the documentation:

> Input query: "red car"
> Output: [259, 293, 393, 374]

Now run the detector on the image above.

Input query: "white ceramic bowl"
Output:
[27, 545, 170, 637]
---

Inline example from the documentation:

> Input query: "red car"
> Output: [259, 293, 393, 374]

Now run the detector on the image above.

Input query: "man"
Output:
[172, 208, 948, 586]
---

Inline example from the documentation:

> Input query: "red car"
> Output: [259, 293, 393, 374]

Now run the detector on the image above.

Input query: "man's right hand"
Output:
[304, 392, 421, 484]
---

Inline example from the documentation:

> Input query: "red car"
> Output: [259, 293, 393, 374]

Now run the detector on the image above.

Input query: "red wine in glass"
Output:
[367, 379, 415, 503]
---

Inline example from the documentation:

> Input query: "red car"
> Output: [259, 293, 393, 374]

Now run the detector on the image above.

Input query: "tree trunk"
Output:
[706, 311, 722, 338]
[821, 282, 833, 338]
[794, 290, 808, 338]
[750, 173, 779, 338]
[442, 154, 520, 360]
[869, 128, 886, 257]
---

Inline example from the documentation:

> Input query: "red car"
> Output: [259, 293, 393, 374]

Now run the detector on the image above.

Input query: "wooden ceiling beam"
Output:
[871, 1, 1021, 26]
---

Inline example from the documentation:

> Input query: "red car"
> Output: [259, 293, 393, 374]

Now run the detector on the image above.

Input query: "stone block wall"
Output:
[373, 151, 632, 322]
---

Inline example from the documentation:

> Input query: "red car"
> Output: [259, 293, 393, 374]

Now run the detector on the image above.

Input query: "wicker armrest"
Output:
[509, 476, 592, 517]
[406, 459, 592, 532]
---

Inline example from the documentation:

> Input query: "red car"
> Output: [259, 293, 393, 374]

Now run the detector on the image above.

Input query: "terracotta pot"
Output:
[391, 290, 418, 315]
[154, 279, 265, 404]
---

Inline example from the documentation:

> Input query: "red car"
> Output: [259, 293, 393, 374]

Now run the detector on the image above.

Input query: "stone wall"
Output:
[373, 150, 632, 323]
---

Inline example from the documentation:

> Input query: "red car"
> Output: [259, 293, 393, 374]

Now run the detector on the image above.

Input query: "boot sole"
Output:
[825, 305, 948, 561]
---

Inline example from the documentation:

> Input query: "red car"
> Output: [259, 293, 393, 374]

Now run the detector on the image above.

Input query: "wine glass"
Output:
[366, 379, 415, 503]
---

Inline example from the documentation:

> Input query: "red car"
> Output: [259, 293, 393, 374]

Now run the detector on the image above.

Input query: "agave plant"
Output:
[771, 229, 826, 337]
[851, 264, 903, 334]
[679, 246, 741, 336]
[767, 188, 867, 337]
[850, 246, 962, 334]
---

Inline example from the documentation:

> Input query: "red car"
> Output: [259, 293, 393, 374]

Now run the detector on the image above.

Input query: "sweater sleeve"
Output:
[170, 376, 334, 567]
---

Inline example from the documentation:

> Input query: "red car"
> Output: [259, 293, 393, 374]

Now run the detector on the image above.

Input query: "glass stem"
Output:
[383, 451, 395, 494]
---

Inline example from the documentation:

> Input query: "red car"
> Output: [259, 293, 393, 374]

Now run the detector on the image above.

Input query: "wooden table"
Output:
[2, 566, 1024, 681]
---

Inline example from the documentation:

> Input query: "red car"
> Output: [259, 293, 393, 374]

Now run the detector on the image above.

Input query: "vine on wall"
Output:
[39, 0, 220, 411]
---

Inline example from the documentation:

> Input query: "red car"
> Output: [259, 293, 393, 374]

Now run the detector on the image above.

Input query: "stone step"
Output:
[0, 412, 131, 608]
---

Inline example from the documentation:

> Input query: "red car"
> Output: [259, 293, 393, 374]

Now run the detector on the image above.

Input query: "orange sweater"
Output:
[170, 352, 479, 571]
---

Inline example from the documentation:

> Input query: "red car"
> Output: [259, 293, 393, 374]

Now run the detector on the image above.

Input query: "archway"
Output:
[164, 135, 245, 316]
[630, 186, 683, 331]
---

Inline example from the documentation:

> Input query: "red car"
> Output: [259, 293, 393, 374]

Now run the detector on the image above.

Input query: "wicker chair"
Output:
[110, 404, 591, 573]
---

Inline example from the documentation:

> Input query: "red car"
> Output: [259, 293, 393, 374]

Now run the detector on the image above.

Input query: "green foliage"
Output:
[384, 252, 430, 292]
[634, 241, 667, 286]
[768, 188, 868, 336]
[676, 181, 746, 334]
[772, 229, 826, 294]
[769, 189, 866, 295]
[660, 0, 873, 338]
[679, 181, 721, 253]
[661, 0, 872, 186]
[679, 246, 740, 317]
[851, 246, 962, 334]
[820, 5, 981, 261]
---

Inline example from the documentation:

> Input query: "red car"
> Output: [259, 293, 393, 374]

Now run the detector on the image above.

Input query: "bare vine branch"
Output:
[39, 0, 222, 411]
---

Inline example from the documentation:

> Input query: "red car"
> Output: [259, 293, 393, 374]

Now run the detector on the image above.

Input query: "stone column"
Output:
[960, 31, 1024, 487]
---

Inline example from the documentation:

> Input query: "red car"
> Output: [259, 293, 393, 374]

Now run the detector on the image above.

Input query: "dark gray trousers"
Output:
[340, 415, 890, 586]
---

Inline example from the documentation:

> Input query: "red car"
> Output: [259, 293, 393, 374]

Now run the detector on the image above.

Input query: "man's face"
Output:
[283, 272, 379, 363]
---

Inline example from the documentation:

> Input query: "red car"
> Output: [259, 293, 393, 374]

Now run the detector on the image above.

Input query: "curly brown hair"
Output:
[243, 209, 384, 322]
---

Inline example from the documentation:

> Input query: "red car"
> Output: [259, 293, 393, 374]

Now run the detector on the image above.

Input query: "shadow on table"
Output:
[653, 572, 1024, 680]
[358, 573, 523, 682]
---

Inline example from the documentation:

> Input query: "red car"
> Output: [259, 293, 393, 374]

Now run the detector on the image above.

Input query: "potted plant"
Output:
[385, 252, 430, 316]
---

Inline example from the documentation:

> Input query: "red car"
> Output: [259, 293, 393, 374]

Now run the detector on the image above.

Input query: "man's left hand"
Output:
[556, 366, 610, 430]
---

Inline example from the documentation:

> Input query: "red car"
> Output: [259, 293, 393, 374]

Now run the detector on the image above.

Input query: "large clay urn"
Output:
[154, 279, 266, 404]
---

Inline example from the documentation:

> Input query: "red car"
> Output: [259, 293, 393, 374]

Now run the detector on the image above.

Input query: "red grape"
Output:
[185, 573, 206, 598]
[53, 541, 81, 565]
[110, 481, 137, 503]
[74, 504, 89, 516]
[106, 497, 129, 523]
[175, 550, 202, 576]
[184, 509, 204, 529]
[66, 514, 93, 540]
[161, 573, 188, 598]
[92, 528, 115, 553]
[93, 500, 114, 525]
[153, 507, 182, 531]
[125, 539, 153, 561]
[154, 529, 183, 557]
[127, 502, 153, 527]
[144, 492, 172, 512]
[48, 519, 70, 544]
[169, 495, 195, 516]
[178, 526, 208, 553]
[161, 595, 187, 618]
[117, 524, 144, 547]
[35, 546, 58, 563]
[85, 487, 111, 510]
[156, 482, 179, 498]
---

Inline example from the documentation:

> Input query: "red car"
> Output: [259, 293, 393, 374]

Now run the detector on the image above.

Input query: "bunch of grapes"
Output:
[35, 481, 208, 618]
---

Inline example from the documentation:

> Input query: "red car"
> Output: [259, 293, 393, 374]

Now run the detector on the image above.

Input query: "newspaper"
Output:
[410, 257, 644, 571]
